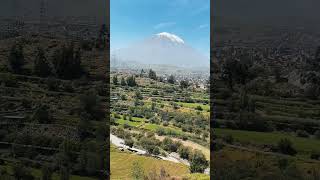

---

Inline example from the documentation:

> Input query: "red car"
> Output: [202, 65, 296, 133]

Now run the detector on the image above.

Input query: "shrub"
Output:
[222, 134, 234, 144]
[163, 121, 169, 126]
[156, 128, 166, 136]
[296, 130, 309, 138]
[195, 106, 203, 111]
[189, 150, 208, 173]
[178, 146, 191, 160]
[310, 151, 320, 160]
[132, 161, 144, 180]
[314, 130, 320, 139]
[277, 138, 297, 156]
[125, 138, 134, 148]
[0, 73, 18, 87]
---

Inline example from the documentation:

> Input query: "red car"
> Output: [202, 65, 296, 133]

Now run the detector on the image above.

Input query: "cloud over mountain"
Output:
[112, 32, 209, 68]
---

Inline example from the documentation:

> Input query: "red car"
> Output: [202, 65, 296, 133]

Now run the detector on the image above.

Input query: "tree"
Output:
[96, 24, 107, 49]
[168, 75, 175, 84]
[53, 44, 83, 80]
[148, 69, 157, 80]
[127, 76, 137, 87]
[34, 47, 51, 77]
[195, 105, 203, 111]
[112, 75, 118, 85]
[277, 138, 297, 156]
[140, 69, 145, 77]
[8, 43, 25, 73]
[178, 146, 191, 160]
[33, 104, 52, 124]
[95, 125, 108, 142]
[134, 90, 143, 100]
[180, 80, 189, 89]
[79, 91, 104, 121]
[120, 77, 126, 86]
[77, 112, 91, 141]
[221, 58, 237, 91]
[125, 138, 134, 148]
[57, 140, 72, 180]
[132, 161, 144, 180]
[314, 130, 320, 139]
[41, 164, 53, 180]
[189, 150, 208, 173]
[12, 163, 34, 180]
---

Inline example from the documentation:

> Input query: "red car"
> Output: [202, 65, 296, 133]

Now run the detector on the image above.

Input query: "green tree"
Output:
[126, 76, 137, 87]
[148, 69, 157, 80]
[168, 75, 175, 84]
[120, 77, 126, 86]
[33, 104, 52, 124]
[189, 150, 208, 173]
[180, 80, 189, 89]
[12, 163, 34, 180]
[125, 138, 134, 148]
[8, 43, 25, 73]
[41, 164, 53, 180]
[53, 44, 83, 79]
[278, 138, 297, 156]
[34, 47, 51, 77]
[178, 146, 191, 160]
[112, 75, 118, 85]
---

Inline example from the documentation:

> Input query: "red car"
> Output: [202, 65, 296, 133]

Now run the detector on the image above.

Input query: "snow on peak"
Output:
[156, 32, 185, 44]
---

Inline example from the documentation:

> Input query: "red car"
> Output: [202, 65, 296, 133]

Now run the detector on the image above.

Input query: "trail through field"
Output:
[110, 133, 183, 164]
[155, 135, 210, 160]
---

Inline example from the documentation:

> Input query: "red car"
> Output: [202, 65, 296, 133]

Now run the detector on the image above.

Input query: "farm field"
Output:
[110, 145, 189, 179]
[0, 18, 108, 179]
[110, 69, 210, 179]
[212, 28, 320, 179]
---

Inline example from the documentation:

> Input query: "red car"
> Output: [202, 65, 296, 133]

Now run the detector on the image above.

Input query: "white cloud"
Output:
[154, 22, 176, 29]
[197, 24, 209, 30]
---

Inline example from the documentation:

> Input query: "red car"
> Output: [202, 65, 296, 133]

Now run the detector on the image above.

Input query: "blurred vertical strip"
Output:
[106, 0, 110, 179]
[210, 0, 214, 176]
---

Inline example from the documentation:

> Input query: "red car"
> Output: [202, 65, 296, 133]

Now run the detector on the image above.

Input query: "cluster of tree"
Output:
[220, 53, 262, 91]
[52, 44, 83, 80]
[8, 43, 25, 74]
[7, 43, 85, 80]
[95, 24, 107, 50]
[78, 91, 104, 121]
[32, 104, 52, 124]
[52, 140, 107, 179]
[117, 76, 137, 87]
[148, 69, 157, 80]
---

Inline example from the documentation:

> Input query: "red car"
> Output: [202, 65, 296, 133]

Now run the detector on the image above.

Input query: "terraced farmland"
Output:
[110, 70, 210, 179]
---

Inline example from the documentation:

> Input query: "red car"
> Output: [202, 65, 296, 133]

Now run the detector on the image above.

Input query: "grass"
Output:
[214, 128, 320, 158]
[176, 102, 210, 111]
[110, 145, 189, 179]
[0, 164, 97, 180]
[143, 123, 184, 135]
[183, 173, 210, 180]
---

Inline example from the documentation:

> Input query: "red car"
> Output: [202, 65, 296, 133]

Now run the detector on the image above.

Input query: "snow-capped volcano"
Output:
[155, 32, 185, 44]
[111, 32, 209, 68]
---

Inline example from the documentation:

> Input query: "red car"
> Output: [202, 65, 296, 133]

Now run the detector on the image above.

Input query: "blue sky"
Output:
[111, 0, 210, 58]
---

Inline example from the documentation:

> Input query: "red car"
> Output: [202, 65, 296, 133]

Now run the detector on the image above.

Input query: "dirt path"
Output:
[155, 135, 210, 160]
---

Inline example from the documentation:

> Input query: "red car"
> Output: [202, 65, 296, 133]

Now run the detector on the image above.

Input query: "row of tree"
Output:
[8, 43, 84, 80]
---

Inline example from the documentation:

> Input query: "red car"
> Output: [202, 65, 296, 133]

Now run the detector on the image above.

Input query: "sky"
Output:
[110, 0, 210, 58]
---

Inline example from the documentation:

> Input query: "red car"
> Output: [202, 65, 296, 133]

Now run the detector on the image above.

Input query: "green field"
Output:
[215, 128, 320, 158]
[0, 164, 97, 180]
[176, 102, 210, 111]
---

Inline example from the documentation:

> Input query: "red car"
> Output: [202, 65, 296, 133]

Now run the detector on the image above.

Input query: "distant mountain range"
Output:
[111, 32, 209, 69]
